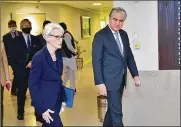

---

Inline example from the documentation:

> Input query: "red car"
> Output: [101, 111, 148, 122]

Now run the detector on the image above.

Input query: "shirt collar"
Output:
[10, 31, 19, 38]
[22, 32, 29, 37]
[108, 25, 117, 34]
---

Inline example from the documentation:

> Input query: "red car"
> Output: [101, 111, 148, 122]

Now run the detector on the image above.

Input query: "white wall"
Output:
[114, 1, 158, 71]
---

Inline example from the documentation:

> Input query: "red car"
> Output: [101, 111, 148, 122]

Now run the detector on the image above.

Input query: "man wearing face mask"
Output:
[3, 20, 22, 96]
[11, 19, 42, 120]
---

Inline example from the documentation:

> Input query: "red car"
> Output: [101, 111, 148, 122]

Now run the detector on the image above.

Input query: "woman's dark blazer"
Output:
[29, 46, 64, 115]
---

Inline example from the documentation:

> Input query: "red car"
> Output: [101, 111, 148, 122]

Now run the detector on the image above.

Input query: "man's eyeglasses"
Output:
[49, 34, 63, 40]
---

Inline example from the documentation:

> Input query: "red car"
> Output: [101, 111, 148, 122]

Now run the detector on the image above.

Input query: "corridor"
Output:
[3, 65, 180, 126]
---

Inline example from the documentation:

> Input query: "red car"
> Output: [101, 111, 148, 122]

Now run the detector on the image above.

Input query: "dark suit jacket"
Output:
[2, 31, 22, 65]
[36, 34, 46, 47]
[29, 47, 64, 115]
[92, 25, 139, 91]
[10, 34, 42, 77]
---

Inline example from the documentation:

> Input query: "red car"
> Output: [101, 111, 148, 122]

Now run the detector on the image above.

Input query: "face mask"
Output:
[22, 27, 32, 34]
[9, 27, 17, 32]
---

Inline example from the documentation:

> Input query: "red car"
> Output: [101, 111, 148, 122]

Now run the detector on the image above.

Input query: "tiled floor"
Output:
[3, 66, 180, 126]
[3, 66, 101, 126]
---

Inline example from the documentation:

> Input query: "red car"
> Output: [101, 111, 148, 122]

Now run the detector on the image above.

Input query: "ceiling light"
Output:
[93, 3, 102, 6]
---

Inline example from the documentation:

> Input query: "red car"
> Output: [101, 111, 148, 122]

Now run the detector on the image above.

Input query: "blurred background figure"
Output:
[2, 20, 21, 96]
[59, 22, 77, 92]
[37, 20, 51, 47]
[1, 41, 12, 126]
[11, 19, 42, 120]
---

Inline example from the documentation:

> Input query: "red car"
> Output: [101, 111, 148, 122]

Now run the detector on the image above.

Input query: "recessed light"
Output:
[93, 3, 102, 6]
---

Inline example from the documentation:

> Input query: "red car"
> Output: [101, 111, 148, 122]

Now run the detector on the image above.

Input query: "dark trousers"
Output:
[42, 92, 63, 127]
[1, 85, 4, 126]
[11, 75, 18, 94]
[34, 109, 43, 122]
[16, 75, 28, 116]
[42, 107, 63, 127]
[103, 85, 124, 127]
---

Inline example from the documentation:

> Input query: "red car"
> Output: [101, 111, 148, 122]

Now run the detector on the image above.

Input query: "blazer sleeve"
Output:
[125, 32, 139, 77]
[92, 33, 104, 85]
[1, 42, 10, 82]
[28, 54, 47, 114]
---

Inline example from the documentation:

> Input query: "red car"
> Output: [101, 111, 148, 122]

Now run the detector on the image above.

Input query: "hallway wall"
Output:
[114, 1, 158, 71]
[125, 70, 180, 126]
[59, 4, 101, 60]
[1, 2, 101, 61]
[1, 2, 101, 79]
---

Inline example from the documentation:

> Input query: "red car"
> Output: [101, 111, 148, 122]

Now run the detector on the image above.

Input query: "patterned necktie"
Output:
[27, 36, 31, 50]
[114, 32, 123, 56]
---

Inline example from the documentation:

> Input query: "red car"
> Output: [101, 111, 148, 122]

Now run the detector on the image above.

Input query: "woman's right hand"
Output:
[42, 109, 54, 123]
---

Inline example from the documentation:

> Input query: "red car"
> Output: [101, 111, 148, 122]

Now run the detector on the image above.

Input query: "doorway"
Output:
[158, 1, 180, 70]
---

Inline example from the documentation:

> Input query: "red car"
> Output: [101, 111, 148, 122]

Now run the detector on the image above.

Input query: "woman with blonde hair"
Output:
[1, 41, 12, 126]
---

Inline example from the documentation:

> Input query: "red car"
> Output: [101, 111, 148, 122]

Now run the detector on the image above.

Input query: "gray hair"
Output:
[109, 7, 127, 20]
[43, 23, 64, 39]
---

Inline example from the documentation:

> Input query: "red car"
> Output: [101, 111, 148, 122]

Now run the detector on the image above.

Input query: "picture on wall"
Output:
[80, 16, 91, 38]
[11, 13, 46, 35]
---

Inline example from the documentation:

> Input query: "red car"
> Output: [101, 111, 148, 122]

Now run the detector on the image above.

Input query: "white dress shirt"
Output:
[22, 33, 31, 48]
[108, 25, 124, 55]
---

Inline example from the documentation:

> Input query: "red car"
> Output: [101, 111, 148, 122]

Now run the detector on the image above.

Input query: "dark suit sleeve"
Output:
[92, 33, 104, 85]
[29, 54, 46, 114]
[125, 32, 139, 77]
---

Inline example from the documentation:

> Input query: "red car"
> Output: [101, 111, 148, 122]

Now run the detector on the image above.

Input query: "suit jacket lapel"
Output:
[106, 25, 124, 60]
[43, 47, 59, 72]
[30, 35, 35, 48]
[56, 51, 61, 73]
[19, 35, 28, 53]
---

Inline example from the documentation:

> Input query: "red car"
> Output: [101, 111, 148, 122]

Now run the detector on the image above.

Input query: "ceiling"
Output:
[1, 0, 113, 14]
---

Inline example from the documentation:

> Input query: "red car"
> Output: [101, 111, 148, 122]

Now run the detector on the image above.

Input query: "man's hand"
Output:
[97, 84, 107, 96]
[134, 76, 141, 87]
[26, 61, 32, 68]
[42, 109, 54, 123]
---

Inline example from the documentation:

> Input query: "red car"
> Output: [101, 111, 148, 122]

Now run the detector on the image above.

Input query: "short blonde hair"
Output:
[43, 23, 64, 39]
[20, 19, 31, 29]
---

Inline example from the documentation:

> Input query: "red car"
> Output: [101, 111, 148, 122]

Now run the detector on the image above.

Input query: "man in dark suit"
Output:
[11, 19, 42, 120]
[3, 20, 22, 96]
[92, 7, 141, 126]
[36, 20, 51, 46]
